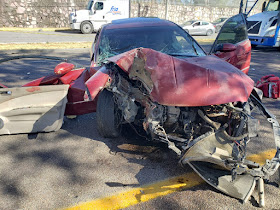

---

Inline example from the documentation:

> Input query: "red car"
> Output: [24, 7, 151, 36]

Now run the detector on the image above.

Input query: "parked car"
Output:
[180, 20, 215, 36]
[1, 16, 279, 206]
[212, 17, 228, 33]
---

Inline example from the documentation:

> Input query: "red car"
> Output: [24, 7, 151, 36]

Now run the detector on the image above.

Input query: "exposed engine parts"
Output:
[103, 62, 280, 206]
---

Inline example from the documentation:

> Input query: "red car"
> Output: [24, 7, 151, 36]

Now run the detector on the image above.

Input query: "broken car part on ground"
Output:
[0, 15, 280, 207]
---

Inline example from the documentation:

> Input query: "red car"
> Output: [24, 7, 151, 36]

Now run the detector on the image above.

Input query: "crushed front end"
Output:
[92, 48, 280, 206]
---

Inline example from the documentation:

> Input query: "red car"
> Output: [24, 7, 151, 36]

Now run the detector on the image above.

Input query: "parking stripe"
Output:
[64, 149, 276, 210]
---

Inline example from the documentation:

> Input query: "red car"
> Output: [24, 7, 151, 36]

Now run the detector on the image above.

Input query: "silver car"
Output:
[181, 20, 215, 36]
[212, 17, 228, 33]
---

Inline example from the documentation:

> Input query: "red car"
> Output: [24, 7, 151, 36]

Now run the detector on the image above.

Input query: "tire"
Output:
[80, 21, 93, 34]
[97, 89, 120, 138]
[206, 29, 213, 36]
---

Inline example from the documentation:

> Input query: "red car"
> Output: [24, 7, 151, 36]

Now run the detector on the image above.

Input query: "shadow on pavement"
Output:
[54, 29, 96, 35]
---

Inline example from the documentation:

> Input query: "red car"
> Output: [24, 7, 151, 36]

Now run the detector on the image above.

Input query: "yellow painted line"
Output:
[64, 172, 204, 210]
[0, 27, 70, 32]
[0, 42, 92, 50]
[64, 149, 277, 210]
[247, 149, 276, 165]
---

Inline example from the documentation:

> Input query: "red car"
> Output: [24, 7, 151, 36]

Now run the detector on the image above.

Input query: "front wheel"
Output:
[80, 21, 93, 34]
[97, 89, 121, 138]
[206, 29, 213, 36]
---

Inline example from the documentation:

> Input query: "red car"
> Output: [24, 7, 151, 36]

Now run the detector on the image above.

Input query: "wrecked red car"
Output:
[0, 15, 279, 206]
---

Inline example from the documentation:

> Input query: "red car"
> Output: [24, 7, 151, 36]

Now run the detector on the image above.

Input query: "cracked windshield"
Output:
[97, 25, 206, 64]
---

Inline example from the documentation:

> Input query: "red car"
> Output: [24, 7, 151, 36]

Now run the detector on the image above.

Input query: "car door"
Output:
[209, 14, 251, 74]
[202, 21, 210, 34]
[0, 85, 69, 135]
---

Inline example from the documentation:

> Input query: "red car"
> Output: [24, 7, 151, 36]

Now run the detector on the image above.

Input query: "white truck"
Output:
[243, 0, 280, 48]
[69, 0, 130, 34]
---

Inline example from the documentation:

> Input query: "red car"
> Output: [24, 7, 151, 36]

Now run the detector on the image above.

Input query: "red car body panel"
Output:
[108, 48, 254, 106]
[22, 64, 98, 115]
[23, 75, 61, 86]
[65, 69, 97, 115]
[54, 62, 75, 75]
[214, 40, 251, 74]
[60, 68, 85, 84]
[0, 83, 8, 88]
[85, 66, 110, 100]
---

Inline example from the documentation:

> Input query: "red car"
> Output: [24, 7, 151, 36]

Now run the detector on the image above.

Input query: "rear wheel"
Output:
[97, 89, 121, 138]
[81, 21, 93, 34]
[206, 29, 213, 36]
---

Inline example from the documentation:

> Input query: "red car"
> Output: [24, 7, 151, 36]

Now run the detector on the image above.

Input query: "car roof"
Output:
[105, 17, 176, 30]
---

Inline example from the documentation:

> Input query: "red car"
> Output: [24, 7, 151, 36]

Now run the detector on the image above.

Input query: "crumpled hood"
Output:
[108, 48, 254, 107]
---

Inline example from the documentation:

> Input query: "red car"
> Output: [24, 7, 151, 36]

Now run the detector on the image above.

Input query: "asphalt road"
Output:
[0, 30, 95, 44]
[0, 31, 280, 209]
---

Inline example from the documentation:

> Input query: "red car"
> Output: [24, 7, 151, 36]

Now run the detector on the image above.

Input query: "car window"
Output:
[193, 22, 200, 26]
[181, 20, 196, 26]
[214, 14, 247, 45]
[94, 2, 103, 10]
[97, 25, 206, 64]
[202, 22, 209, 25]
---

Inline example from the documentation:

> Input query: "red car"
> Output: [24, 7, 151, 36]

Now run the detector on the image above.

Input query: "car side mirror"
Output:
[215, 43, 237, 52]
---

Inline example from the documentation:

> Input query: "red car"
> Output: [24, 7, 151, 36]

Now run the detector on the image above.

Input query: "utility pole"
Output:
[129, 0, 131, 18]
[239, 0, 244, 14]
[165, 0, 169, 19]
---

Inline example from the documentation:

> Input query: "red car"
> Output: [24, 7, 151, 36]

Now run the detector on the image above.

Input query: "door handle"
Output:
[0, 91, 12, 95]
